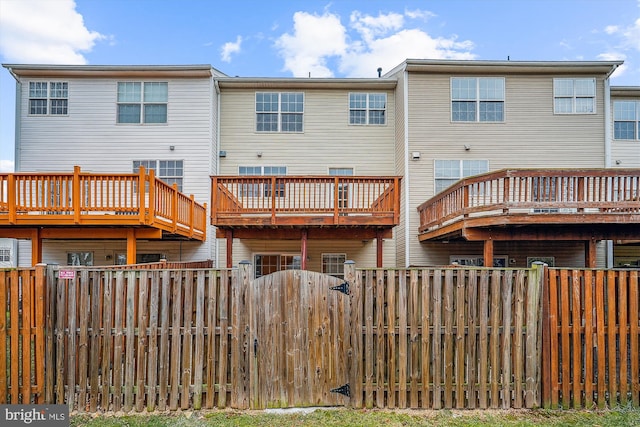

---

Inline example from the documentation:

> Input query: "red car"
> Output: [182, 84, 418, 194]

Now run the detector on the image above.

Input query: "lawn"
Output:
[70, 407, 640, 427]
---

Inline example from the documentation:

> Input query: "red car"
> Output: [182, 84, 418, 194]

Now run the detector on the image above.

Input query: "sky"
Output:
[1, 0, 639, 172]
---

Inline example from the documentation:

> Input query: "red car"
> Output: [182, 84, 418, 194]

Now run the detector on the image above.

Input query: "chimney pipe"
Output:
[377, 67, 382, 78]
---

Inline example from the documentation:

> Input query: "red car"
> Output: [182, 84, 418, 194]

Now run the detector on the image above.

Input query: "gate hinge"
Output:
[330, 383, 350, 397]
[330, 281, 350, 295]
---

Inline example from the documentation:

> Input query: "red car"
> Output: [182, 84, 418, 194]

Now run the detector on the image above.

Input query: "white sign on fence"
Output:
[58, 270, 76, 280]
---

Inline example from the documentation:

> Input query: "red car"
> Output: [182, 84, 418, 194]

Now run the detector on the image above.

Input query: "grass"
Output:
[70, 407, 640, 427]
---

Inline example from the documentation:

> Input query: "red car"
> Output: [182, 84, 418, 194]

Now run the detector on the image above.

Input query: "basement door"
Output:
[249, 270, 351, 409]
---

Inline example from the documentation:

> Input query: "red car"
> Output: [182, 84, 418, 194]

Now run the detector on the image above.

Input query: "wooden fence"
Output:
[0, 265, 46, 404]
[542, 268, 640, 408]
[1, 263, 638, 411]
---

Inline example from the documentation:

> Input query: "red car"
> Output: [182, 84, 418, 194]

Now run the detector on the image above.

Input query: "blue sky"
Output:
[1, 0, 639, 172]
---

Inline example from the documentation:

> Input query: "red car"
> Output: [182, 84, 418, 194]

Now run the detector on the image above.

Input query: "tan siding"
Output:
[394, 71, 407, 267]
[405, 72, 611, 266]
[219, 88, 395, 175]
[611, 94, 640, 168]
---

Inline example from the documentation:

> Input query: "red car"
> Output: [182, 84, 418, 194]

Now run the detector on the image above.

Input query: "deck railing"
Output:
[211, 176, 401, 226]
[418, 169, 640, 233]
[0, 166, 207, 240]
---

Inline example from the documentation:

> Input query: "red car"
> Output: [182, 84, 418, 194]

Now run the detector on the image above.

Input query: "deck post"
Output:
[301, 229, 308, 270]
[31, 228, 42, 266]
[483, 239, 494, 267]
[126, 229, 136, 264]
[226, 229, 233, 269]
[585, 239, 597, 268]
[376, 229, 383, 268]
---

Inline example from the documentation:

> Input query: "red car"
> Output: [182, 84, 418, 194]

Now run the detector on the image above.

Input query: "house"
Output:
[1, 65, 221, 266]
[1, 60, 639, 273]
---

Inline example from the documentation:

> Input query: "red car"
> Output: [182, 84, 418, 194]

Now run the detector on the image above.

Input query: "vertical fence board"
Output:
[397, 271, 407, 409]
[180, 271, 194, 410]
[443, 270, 454, 409]
[147, 271, 160, 411]
[455, 270, 465, 409]
[0, 271, 7, 403]
[489, 270, 501, 408]
[77, 270, 89, 411]
[420, 269, 431, 409]
[618, 270, 628, 406]
[157, 270, 171, 410]
[477, 270, 489, 408]
[123, 271, 136, 412]
[409, 270, 420, 408]
[206, 270, 219, 408]
[595, 271, 606, 409]
[630, 270, 639, 406]
[66, 275, 77, 411]
[606, 271, 617, 408]
[88, 271, 101, 412]
[583, 270, 594, 409]
[364, 270, 374, 408]
[466, 270, 478, 409]
[217, 267, 229, 408]
[20, 270, 32, 404]
[169, 271, 183, 410]
[570, 270, 581, 409]
[193, 271, 205, 409]
[135, 271, 150, 412]
[432, 269, 442, 409]
[375, 269, 386, 409]
[513, 270, 525, 408]
[501, 272, 513, 409]
[386, 270, 396, 408]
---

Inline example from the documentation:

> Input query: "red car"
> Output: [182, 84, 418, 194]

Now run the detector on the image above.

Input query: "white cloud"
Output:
[0, 0, 104, 64]
[405, 9, 437, 21]
[605, 25, 619, 35]
[598, 52, 628, 80]
[221, 36, 242, 63]
[275, 11, 348, 77]
[0, 160, 14, 173]
[275, 9, 475, 78]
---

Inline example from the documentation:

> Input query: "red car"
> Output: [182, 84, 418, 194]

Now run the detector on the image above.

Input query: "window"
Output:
[238, 166, 287, 197]
[435, 160, 489, 193]
[29, 81, 68, 115]
[117, 82, 168, 123]
[322, 253, 346, 278]
[349, 93, 386, 125]
[329, 168, 353, 209]
[614, 101, 639, 140]
[256, 92, 303, 132]
[67, 252, 93, 266]
[0, 248, 10, 262]
[553, 78, 595, 114]
[255, 254, 301, 278]
[451, 78, 504, 122]
[133, 160, 183, 191]
[450, 255, 507, 267]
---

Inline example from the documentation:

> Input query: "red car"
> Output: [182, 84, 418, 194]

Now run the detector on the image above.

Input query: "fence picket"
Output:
[147, 271, 161, 411]
[375, 269, 386, 408]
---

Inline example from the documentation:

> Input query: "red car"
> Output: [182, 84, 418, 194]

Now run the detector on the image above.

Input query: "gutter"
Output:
[7, 67, 21, 171]
[403, 66, 411, 268]
[214, 78, 221, 268]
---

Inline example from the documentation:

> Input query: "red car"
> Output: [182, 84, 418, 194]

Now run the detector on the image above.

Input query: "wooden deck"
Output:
[0, 166, 207, 240]
[417, 168, 640, 242]
[211, 175, 401, 229]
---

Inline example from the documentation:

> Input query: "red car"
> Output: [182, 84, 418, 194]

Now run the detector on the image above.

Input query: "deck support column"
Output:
[226, 229, 233, 269]
[483, 239, 494, 268]
[585, 238, 597, 268]
[301, 229, 308, 270]
[126, 229, 136, 264]
[376, 229, 383, 268]
[31, 228, 42, 266]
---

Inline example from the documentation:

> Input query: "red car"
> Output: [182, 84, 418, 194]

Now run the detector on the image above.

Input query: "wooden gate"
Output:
[249, 269, 351, 409]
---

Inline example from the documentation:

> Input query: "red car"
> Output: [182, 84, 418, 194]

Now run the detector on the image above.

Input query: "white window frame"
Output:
[322, 253, 346, 278]
[450, 255, 508, 267]
[451, 77, 504, 122]
[434, 160, 489, 194]
[349, 93, 387, 125]
[133, 160, 184, 191]
[238, 166, 287, 197]
[117, 81, 168, 124]
[254, 253, 301, 278]
[255, 92, 304, 133]
[28, 81, 68, 116]
[553, 78, 596, 114]
[0, 248, 10, 262]
[67, 252, 93, 266]
[613, 100, 639, 140]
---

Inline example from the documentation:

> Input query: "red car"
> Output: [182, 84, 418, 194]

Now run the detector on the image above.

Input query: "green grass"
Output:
[70, 407, 640, 427]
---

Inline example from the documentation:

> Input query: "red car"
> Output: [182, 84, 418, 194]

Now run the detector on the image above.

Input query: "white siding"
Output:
[15, 75, 216, 263]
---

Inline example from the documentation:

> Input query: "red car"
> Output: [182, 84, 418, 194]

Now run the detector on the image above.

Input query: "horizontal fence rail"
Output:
[543, 268, 640, 408]
[0, 167, 206, 240]
[418, 169, 640, 233]
[211, 175, 401, 227]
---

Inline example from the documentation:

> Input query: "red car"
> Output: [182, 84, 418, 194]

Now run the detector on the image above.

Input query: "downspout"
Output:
[603, 64, 618, 268]
[403, 67, 411, 268]
[214, 78, 221, 268]
[8, 67, 21, 171]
